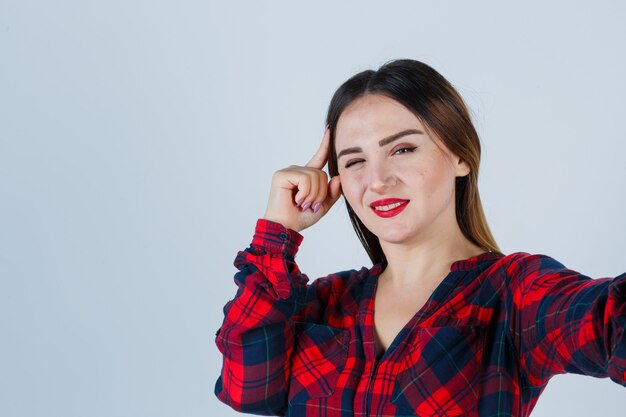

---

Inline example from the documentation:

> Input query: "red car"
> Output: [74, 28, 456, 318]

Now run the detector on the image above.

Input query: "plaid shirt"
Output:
[215, 219, 626, 416]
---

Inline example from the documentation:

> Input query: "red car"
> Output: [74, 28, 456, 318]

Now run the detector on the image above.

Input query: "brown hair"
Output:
[325, 59, 501, 267]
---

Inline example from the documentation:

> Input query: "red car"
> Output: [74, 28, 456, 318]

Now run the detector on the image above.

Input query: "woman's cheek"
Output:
[339, 174, 362, 208]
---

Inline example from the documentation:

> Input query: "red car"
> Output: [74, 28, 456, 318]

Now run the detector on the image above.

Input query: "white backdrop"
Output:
[1, 1, 625, 416]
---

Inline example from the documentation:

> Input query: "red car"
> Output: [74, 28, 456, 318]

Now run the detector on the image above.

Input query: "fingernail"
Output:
[296, 198, 304, 207]
[301, 201, 311, 211]
[312, 202, 322, 213]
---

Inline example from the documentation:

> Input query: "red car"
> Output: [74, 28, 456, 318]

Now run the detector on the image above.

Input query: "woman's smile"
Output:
[370, 198, 410, 218]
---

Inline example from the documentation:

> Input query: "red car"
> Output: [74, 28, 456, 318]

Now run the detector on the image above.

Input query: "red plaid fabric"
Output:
[215, 219, 626, 416]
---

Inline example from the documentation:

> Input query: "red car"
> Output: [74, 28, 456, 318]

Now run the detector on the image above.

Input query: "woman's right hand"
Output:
[262, 128, 342, 233]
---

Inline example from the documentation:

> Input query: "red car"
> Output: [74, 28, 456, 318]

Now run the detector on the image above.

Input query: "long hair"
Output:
[325, 59, 501, 267]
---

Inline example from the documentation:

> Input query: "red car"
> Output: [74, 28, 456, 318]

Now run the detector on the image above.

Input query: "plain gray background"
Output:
[1, 0, 625, 416]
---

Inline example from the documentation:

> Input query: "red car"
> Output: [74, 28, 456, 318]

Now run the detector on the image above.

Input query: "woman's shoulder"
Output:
[482, 251, 579, 286]
[313, 263, 382, 288]
[495, 251, 567, 271]
[306, 265, 380, 302]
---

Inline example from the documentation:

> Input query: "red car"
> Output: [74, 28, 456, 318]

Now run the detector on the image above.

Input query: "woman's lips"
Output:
[370, 199, 410, 218]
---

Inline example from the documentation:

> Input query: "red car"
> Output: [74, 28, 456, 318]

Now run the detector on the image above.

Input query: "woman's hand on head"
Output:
[262, 128, 342, 233]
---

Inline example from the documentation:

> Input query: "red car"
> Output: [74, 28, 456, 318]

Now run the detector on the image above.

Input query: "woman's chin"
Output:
[371, 227, 417, 246]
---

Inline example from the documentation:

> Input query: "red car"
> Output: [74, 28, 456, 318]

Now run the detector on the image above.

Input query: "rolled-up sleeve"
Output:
[215, 219, 308, 415]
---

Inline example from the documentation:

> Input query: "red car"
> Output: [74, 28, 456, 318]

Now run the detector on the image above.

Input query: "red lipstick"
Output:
[370, 198, 410, 218]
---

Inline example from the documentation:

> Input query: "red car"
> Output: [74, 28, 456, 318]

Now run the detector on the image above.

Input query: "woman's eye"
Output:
[345, 159, 364, 168]
[393, 146, 418, 155]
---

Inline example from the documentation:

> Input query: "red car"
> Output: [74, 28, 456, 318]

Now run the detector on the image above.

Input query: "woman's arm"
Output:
[506, 253, 626, 389]
[214, 219, 310, 415]
[215, 128, 343, 414]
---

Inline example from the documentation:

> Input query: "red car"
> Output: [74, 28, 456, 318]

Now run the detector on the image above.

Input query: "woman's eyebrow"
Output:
[337, 129, 424, 159]
[378, 129, 423, 147]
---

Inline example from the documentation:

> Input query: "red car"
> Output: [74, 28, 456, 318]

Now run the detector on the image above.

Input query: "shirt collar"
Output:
[449, 251, 504, 271]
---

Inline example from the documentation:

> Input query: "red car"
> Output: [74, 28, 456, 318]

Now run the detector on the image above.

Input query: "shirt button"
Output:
[279, 232, 288, 241]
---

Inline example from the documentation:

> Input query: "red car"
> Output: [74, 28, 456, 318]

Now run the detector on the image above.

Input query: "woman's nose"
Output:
[368, 165, 397, 194]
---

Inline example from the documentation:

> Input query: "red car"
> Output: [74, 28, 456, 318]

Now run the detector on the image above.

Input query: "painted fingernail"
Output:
[301, 201, 311, 211]
[312, 202, 322, 213]
[296, 198, 304, 207]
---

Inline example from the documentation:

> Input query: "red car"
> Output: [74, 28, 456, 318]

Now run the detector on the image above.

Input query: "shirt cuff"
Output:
[250, 219, 304, 257]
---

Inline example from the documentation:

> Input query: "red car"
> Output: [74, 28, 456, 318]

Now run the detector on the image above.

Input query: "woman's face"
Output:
[334, 94, 469, 246]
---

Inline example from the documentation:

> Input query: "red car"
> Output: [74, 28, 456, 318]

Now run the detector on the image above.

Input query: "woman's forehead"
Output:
[335, 95, 428, 148]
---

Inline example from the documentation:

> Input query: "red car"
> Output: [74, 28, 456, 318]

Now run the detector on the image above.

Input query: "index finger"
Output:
[305, 127, 330, 169]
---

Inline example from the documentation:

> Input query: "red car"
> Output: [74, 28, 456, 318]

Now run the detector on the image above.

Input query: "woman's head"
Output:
[325, 59, 500, 266]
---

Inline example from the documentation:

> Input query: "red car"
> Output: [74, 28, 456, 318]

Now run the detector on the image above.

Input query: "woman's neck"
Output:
[378, 222, 485, 288]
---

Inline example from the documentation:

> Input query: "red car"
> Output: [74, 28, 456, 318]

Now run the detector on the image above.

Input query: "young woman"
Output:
[214, 59, 626, 417]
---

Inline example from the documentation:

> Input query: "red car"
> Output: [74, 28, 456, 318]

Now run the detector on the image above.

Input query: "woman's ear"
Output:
[454, 156, 470, 177]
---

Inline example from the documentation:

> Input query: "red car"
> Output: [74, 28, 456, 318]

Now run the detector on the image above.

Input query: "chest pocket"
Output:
[391, 326, 485, 416]
[288, 322, 349, 404]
